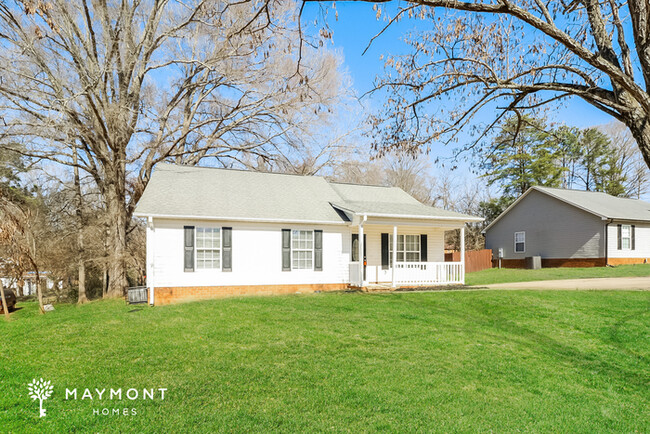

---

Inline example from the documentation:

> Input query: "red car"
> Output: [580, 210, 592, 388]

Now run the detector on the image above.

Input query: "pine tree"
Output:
[480, 116, 564, 196]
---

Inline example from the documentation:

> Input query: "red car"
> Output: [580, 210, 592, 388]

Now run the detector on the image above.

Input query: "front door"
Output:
[351, 234, 367, 280]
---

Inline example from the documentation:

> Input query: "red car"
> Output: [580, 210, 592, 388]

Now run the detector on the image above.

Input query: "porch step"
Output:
[363, 284, 395, 292]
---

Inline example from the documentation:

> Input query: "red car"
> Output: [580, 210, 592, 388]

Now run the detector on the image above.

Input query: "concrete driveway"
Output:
[481, 276, 650, 290]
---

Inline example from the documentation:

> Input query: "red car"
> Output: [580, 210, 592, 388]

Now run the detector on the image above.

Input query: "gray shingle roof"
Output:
[534, 186, 650, 221]
[134, 163, 481, 223]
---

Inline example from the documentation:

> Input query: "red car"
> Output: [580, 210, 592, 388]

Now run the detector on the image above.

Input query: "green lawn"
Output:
[2, 291, 649, 432]
[466, 263, 650, 286]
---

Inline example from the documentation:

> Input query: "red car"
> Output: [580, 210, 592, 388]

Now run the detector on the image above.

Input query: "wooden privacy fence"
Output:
[444, 249, 493, 273]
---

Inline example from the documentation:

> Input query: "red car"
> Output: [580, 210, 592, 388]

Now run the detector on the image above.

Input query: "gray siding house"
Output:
[484, 187, 650, 267]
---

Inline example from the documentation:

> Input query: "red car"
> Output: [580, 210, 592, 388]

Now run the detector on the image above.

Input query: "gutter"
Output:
[133, 213, 348, 226]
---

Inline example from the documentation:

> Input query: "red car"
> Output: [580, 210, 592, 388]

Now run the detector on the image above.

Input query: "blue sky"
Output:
[302, 2, 616, 182]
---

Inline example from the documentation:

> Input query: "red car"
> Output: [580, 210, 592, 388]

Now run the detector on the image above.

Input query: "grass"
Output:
[466, 263, 650, 286]
[1, 291, 649, 433]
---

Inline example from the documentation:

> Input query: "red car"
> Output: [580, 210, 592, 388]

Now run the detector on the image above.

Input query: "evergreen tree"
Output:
[0, 143, 31, 202]
[573, 128, 627, 196]
[480, 116, 564, 196]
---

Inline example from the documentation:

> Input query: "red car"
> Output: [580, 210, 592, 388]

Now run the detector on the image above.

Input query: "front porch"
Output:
[349, 261, 464, 288]
[346, 218, 467, 288]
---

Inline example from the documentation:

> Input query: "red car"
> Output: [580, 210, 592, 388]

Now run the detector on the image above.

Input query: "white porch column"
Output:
[358, 222, 364, 286]
[147, 216, 155, 306]
[460, 225, 466, 285]
[391, 225, 397, 288]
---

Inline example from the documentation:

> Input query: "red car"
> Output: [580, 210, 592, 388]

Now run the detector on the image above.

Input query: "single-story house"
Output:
[134, 164, 482, 305]
[483, 186, 650, 268]
[1, 272, 61, 296]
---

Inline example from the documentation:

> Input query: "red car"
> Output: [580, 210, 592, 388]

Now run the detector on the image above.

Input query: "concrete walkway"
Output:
[481, 276, 650, 290]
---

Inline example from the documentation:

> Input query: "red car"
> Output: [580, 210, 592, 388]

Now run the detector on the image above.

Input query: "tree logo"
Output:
[28, 378, 53, 417]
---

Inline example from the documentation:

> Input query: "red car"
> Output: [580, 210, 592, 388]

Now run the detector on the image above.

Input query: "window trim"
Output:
[620, 224, 632, 250]
[291, 229, 314, 270]
[514, 231, 526, 253]
[195, 227, 222, 270]
[389, 234, 421, 264]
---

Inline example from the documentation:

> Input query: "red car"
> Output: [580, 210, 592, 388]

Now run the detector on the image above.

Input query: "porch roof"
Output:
[331, 200, 483, 222]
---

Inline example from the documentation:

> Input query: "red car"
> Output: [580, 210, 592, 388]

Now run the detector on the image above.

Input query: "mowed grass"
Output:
[1, 291, 649, 433]
[466, 263, 650, 286]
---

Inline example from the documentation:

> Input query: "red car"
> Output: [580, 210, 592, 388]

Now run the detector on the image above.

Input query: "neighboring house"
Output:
[134, 164, 482, 305]
[483, 186, 650, 268]
[0, 272, 60, 296]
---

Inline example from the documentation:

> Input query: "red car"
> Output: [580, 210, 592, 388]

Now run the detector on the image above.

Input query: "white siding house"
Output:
[134, 164, 482, 305]
[484, 186, 650, 267]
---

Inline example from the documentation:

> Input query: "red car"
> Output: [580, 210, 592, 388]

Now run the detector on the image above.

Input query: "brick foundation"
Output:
[152, 283, 348, 305]
[493, 259, 526, 269]
[543, 257, 607, 268]
[607, 257, 649, 266]
[494, 257, 608, 269]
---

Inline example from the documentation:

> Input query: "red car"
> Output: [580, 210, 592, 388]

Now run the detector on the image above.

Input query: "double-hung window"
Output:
[196, 227, 221, 269]
[514, 231, 525, 253]
[389, 234, 420, 263]
[621, 225, 632, 250]
[292, 230, 313, 269]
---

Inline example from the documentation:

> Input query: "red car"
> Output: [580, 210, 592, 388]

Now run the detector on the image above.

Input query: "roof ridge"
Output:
[535, 185, 650, 203]
[535, 186, 608, 194]
[158, 163, 408, 190]
[328, 180, 395, 188]
[157, 162, 321, 180]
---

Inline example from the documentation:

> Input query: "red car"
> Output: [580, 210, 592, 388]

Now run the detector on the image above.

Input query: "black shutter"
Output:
[314, 230, 323, 271]
[282, 229, 291, 271]
[617, 224, 622, 250]
[631, 225, 636, 250]
[184, 226, 194, 272]
[351, 234, 359, 262]
[420, 234, 428, 262]
[222, 227, 232, 271]
[381, 233, 389, 270]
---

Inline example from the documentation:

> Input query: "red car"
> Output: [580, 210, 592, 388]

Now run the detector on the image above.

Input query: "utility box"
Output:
[127, 286, 148, 304]
[525, 256, 542, 270]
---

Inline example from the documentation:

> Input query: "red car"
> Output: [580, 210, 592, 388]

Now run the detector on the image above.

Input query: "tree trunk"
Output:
[105, 162, 128, 298]
[73, 147, 88, 304]
[36, 275, 44, 314]
[626, 112, 650, 171]
[0, 279, 10, 320]
[77, 242, 87, 304]
[17, 279, 23, 297]
[102, 265, 108, 297]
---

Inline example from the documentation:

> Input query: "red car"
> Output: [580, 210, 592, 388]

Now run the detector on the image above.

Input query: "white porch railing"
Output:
[394, 262, 464, 286]
[349, 261, 464, 287]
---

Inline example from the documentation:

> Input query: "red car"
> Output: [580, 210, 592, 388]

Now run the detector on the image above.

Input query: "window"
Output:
[292, 230, 313, 269]
[196, 227, 220, 269]
[514, 231, 525, 253]
[621, 225, 631, 250]
[389, 234, 420, 263]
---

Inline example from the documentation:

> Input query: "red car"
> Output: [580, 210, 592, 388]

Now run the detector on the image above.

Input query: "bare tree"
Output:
[600, 121, 650, 199]
[329, 0, 650, 170]
[384, 154, 436, 204]
[0, 0, 346, 296]
[0, 194, 45, 313]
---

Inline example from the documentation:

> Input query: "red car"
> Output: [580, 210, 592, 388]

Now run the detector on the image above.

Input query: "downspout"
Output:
[604, 218, 613, 267]
[148, 216, 155, 306]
